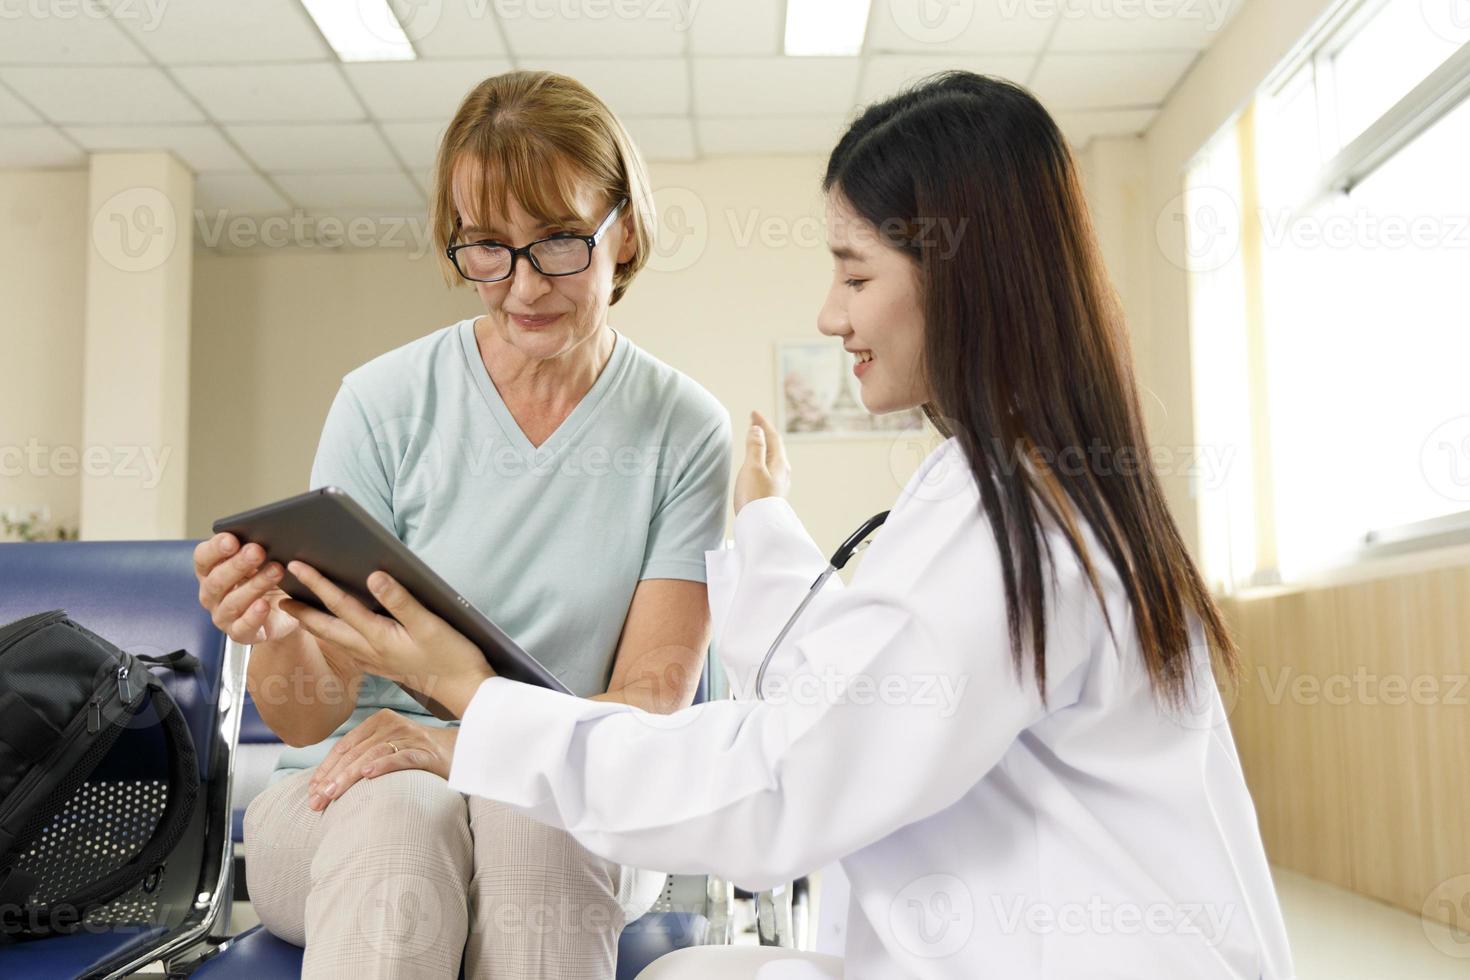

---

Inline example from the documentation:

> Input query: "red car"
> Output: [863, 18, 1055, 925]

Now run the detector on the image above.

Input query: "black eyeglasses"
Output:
[447, 198, 627, 283]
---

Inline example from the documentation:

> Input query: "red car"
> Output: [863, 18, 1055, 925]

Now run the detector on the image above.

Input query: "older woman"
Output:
[192, 71, 730, 979]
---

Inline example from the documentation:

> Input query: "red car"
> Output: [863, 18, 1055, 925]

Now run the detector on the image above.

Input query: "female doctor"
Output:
[279, 72, 1294, 979]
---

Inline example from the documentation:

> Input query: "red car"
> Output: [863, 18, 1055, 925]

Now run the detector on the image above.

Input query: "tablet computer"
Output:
[212, 486, 570, 695]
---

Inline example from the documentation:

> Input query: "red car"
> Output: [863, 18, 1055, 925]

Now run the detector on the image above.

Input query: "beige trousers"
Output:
[244, 767, 663, 980]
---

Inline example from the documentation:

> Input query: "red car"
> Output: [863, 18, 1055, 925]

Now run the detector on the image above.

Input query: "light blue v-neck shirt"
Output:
[272, 317, 731, 780]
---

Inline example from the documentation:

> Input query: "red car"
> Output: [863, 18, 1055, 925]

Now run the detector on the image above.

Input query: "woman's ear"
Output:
[614, 214, 638, 264]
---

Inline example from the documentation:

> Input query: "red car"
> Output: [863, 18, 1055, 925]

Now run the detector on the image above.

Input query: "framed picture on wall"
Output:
[775, 340, 926, 439]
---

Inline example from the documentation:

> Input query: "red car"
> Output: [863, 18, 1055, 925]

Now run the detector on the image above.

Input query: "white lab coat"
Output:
[448, 438, 1295, 979]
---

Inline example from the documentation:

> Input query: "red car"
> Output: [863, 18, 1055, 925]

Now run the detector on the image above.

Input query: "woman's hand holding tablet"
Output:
[281, 562, 496, 720]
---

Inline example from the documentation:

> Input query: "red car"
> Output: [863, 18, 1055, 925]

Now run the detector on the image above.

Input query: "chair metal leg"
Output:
[755, 877, 811, 949]
[703, 876, 735, 945]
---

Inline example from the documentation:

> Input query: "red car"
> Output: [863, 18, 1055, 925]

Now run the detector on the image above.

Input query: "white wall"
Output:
[0, 170, 88, 538]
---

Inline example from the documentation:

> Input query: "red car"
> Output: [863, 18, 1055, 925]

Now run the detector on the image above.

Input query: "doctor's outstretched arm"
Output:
[444, 483, 1092, 891]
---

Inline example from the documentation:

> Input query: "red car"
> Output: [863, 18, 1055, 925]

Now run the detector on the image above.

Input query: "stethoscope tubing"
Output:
[754, 510, 890, 701]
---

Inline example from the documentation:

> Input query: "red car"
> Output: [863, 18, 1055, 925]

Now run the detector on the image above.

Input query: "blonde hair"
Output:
[429, 70, 655, 305]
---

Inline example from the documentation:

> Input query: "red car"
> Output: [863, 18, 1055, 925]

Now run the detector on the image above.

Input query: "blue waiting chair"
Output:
[189, 656, 736, 979]
[0, 540, 245, 979]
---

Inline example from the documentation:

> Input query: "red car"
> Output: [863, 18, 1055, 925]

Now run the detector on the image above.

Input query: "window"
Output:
[1184, 126, 1259, 592]
[1186, 0, 1470, 584]
[1257, 92, 1470, 578]
[1325, 0, 1465, 149]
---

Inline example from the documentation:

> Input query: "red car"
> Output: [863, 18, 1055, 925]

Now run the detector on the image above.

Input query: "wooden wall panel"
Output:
[1220, 562, 1470, 929]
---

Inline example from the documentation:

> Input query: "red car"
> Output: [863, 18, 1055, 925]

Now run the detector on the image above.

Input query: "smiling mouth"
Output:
[509, 313, 562, 326]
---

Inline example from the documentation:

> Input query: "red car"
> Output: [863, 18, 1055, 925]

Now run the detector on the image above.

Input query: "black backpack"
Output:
[0, 609, 200, 942]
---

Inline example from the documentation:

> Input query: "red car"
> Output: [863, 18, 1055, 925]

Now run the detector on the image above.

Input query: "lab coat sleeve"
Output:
[448, 481, 1092, 890]
[704, 497, 848, 696]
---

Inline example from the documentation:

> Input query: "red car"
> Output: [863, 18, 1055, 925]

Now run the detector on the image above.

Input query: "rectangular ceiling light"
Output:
[785, 0, 871, 56]
[300, 0, 417, 62]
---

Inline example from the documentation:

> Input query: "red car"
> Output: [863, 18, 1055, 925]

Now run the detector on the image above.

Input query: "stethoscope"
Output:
[754, 510, 891, 701]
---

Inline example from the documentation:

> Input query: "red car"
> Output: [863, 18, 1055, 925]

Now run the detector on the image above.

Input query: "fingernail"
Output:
[265, 565, 282, 581]
[307, 794, 322, 810]
[322, 781, 336, 797]
[220, 536, 235, 554]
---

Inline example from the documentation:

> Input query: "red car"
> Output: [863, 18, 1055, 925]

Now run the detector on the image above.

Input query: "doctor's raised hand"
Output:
[735, 410, 791, 514]
[278, 564, 496, 722]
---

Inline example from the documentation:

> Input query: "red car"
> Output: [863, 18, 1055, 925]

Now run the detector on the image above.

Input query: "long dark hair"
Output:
[825, 72, 1236, 705]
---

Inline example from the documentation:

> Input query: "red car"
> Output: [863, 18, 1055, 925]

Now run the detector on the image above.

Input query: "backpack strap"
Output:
[134, 649, 200, 672]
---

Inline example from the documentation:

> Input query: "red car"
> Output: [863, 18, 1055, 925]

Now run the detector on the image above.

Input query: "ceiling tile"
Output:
[694, 57, 860, 116]
[391, 0, 509, 58]
[343, 60, 511, 121]
[697, 115, 848, 155]
[1029, 51, 1197, 110]
[1054, 108, 1159, 147]
[1050, 0, 1245, 52]
[273, 171, 423, 210]
[858, 53, 1034, 103]
[172, 64, 363, 122]
[623, 116, 696, 161]
[0, 85, 41, 124]
[687, 0, 781, 55]
[865, 0, 1057, 54]
[381, 121, 447, 170]
[226, 123, 400, 172]
[195, 174, 291, 214]
[0, 66, 202, 124]
[0, 126, 85, 168]
[0, 8, 147, 64]
[497, 6, 688, 57]
[520, 59, 688, 116]
[64, 124, 249, 171]
[108, 0, 329, 63]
